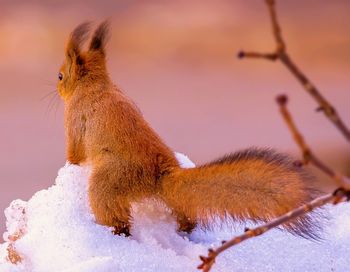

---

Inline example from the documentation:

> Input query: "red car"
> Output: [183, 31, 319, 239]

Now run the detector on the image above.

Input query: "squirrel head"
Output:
[57, 21, 110, 100]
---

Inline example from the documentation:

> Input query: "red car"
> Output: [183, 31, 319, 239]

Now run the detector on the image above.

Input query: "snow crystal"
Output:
[0, 152, 350, 271]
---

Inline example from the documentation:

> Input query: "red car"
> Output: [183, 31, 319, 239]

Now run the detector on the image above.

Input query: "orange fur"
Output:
[161, 150, 321, 238]
[58, 21, 321, 238]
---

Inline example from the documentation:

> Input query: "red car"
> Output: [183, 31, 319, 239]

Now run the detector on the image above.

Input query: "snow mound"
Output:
[1, 153, 350, 272]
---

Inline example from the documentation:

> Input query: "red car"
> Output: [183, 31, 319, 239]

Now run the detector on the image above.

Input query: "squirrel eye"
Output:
[58, 72, 63, 81]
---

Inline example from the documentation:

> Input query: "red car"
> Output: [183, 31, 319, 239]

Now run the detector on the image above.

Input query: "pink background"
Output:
[1, 0, 350, 238]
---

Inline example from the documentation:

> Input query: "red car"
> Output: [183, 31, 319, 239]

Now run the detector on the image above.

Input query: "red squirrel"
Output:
[57, 21, 320, 238]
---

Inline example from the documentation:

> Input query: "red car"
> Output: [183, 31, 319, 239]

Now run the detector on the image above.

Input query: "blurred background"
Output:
[1, 0, 349, 238]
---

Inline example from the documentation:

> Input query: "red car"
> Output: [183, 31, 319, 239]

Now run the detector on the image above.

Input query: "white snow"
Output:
[1, 152, 350, 272]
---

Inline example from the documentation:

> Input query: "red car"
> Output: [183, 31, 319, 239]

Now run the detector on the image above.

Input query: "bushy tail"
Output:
[161, 148, 322, 239]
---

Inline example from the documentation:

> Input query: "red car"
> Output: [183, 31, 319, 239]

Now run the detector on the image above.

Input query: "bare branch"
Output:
[198, 188, 350, 272]
[197, 2, 350, 270]
[198, 94, 350, 272]
[276, 94, 350, 189]
[198, 93, 350, 271]
[237, 51, 277, 61]
[239, 0, 350, 141]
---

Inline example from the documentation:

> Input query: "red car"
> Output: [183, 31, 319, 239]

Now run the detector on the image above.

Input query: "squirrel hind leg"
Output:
[112, 221, 131, 237]
[88, 167, 132, 236]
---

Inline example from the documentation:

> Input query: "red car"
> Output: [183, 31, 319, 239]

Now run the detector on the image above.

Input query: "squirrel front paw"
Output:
[67, 156, 82, 165]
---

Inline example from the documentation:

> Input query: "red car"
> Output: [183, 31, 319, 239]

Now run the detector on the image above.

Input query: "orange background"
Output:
[1, 0, 350, 237]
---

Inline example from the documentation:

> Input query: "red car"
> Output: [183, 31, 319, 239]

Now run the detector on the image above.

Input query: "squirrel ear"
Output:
[65, 22, 91, 67]
[89, 20, 110, 56]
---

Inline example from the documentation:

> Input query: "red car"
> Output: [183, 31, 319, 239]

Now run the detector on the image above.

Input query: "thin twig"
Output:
[238, 0, 350, 141]
[198, 188, 350, 272]
[276, 94, 350, 189]
[198, 93, 350, 271]
[198, 1, 350, 270]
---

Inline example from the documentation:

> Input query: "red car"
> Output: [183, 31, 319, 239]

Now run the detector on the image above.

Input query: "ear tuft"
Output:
[66, 21, 91, 63]
[70, 21, 92, 50]
[89, 20, 110, 54]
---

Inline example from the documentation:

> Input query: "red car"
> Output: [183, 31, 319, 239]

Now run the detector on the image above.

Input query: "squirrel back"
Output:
[57, 21, 322, 238]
